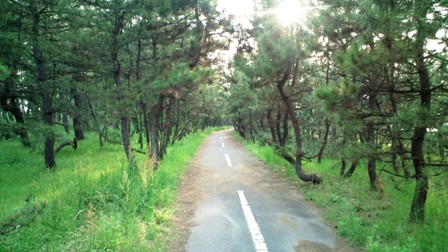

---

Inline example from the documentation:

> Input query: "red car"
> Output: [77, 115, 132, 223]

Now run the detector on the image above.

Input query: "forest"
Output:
[1, 0, 447, 251]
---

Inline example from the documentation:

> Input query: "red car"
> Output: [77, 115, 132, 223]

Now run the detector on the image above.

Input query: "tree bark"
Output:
[160, 96, 175, 160]
[234, 111, 246, 138]
[62, 113, 70, 133]
[71, 87, 85, 140]
[410, 4, 431, 223]
[111, 9, 130, 160]
[340, 158, 347, 176]
[280, 111, 289, 146]
[32, 5, 55, 168]
[365, 121, 378, 190]
[276, 60, 322, 184]
[188, 1, 204, 69]
[142, 103, 150, 146]
[344, 159, 359, 178]
[317, 119, 330, 163]
[267, 109, 278, 145]
[317, 56, 331, 164]
[150, 95, 165, 170]
[55, 138, 78, 154]
[365, 80, 379, 190]
[367, 157, 377, 190]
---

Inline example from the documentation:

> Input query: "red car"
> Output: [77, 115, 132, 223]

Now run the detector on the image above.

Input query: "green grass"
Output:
[0, 128, 214, 251]
[237, 133, 448, 252]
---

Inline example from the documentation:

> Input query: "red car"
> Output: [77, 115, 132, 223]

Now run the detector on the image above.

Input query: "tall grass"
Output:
[0, 128, 213, 251]
[238, 133, 448, 252]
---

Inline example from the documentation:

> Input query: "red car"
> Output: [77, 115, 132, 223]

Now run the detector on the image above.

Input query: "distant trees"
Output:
[229, 9, 323, 183]
[227, 0, 447, 222]
[316, 0, 447, 223]
[0, 0, 230, 169]
[2, 0, 446, 224]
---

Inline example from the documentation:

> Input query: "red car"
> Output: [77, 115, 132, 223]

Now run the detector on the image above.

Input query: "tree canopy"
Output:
[1, 0, 447, 226]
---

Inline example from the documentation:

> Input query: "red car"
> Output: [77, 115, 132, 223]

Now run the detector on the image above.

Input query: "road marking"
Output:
[225, 154, 232, 167]
[237, 191, 268, 252]
[221, 142, 225, 148]
[220, 136, 223, 140]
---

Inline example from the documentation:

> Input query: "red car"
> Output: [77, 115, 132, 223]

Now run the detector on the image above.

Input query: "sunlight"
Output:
[217, 0, 254, 18]
[274, 0, 307, 26]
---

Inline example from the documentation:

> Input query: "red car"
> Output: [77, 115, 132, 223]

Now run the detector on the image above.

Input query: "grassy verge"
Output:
[0, 128, 214, 251]
[236, 133, 448, 252]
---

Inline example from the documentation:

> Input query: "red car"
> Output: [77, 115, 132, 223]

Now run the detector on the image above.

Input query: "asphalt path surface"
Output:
[171, 130, 354, 252]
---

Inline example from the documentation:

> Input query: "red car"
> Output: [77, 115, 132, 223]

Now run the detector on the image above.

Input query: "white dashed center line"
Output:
[221, 142, 225, 148]
[225, 153, 232, 167]
[237, 191, 268, 252]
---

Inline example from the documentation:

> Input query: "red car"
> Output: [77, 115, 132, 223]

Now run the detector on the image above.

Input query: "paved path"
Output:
[172, 130, 353, 252]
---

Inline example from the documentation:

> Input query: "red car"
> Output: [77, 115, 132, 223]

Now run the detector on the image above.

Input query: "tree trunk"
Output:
[340, 158, 346, 176]
[62, 113, 70, 133]
[276, 61, 321, 184]
[85, 91, 103, 147]
[188, 2, 204, 69]
[344, 159, 359, 177]
[366, 122, 378, 190]
[365, 83, 379, 190]
[280, 111, 289, 146]
[71, 87, 85, 140]
[32, 6, 55, 168]
[235, 112, 246, 138]
[55, 138, 78, 154]
[42, 90, 55, 168]
[410, 4, 431, 223]
[267, 109, 278, 145]
[150, 95, 165, 170]
[160, 96, 174, 160]
[317, 118, 330, 163]
[141, 103, 150, 146]
[112, 10, 130, 160]
[367, 157, 377, 190]
[318, 56, 331, 164]
[73, 115, 84, 140]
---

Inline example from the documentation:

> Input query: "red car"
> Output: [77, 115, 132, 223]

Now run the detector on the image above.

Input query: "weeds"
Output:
[0, 128, 213, 251]
[240, 135, 448, 252]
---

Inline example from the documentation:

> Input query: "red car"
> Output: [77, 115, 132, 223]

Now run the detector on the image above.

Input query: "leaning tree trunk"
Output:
[276, 61, 322, 184]
[317, 119, 330, 163]
[317, 57, 331, 164]
[410, 3, 431, 223]
[344, 159, 359, 178]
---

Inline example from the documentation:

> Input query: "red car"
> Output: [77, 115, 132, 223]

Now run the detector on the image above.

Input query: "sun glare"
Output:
[274, 0, 307, 26]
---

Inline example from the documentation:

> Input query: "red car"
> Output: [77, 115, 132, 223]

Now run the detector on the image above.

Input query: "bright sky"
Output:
[217, 0, 255, 18]
[216, 0, 446, 55]
[217, 0, 310, 28]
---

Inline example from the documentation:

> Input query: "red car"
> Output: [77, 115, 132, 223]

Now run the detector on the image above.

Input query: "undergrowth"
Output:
[237, 133, 448, 252]
[0, 128, 214, 251]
